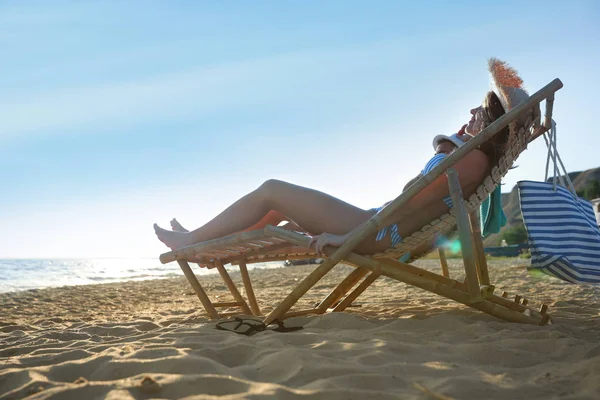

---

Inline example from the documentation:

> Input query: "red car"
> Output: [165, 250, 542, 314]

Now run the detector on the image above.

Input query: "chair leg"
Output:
[238, 261, 261, 316]
[264, 258, 339, 325]
[316, 267, 369, 313]
[176, 260, 219, 319]
[447, 169, 482, 303]
[214, 260, 253, 315]
[371, 258, 547, 325]
[469, 211, 491, 285]
[438, 248, 450, 277]
[332, 272, 380, 312]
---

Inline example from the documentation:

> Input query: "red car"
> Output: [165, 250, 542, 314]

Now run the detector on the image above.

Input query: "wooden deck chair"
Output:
[159, 78, 563, 326]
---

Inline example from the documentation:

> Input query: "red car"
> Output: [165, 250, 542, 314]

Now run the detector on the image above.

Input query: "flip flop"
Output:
[215, 317, 303, 336]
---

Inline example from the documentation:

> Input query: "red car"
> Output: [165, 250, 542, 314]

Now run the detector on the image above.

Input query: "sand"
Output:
[1, 259, 599, 399]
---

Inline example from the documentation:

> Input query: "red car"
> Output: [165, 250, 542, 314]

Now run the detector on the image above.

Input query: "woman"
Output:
[155, 92, 508, 254]
[155, 59, 526, 256]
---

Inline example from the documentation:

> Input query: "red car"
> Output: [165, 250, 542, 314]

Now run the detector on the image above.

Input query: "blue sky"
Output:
[1, 0, 598, 258]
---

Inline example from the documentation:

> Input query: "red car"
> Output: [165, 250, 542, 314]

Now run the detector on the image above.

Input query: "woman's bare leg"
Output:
[173, 212, 305, 236]
[171, 210, 288, 233]
[154, 179, 375, 250]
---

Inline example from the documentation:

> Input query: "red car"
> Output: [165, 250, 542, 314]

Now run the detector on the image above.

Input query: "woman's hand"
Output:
[308, 232, 349, 256]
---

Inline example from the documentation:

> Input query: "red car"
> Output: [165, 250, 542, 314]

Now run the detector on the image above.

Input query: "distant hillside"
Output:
[482, 166, 600, 246]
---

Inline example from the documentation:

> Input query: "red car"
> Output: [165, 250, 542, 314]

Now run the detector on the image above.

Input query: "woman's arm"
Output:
[402, 174, 423, 192]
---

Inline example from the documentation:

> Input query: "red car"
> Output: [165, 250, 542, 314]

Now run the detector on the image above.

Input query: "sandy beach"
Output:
[1, 258, 599, 399]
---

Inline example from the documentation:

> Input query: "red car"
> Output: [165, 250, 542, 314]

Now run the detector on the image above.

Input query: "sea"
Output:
[0, 258, 283, 293]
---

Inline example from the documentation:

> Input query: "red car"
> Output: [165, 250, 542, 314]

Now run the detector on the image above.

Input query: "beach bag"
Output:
[518, 122, 600, 284]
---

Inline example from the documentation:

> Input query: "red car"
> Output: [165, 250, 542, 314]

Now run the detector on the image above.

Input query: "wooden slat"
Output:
[438, 248, 450, 278]
[160, 229, 268, 264]
[239, 261, 261, 316]
[447, 168, 482, 303]
[377, 256, 467, 291]
[332, 272, 380, 312]
[469, 211, 490, 285]
[187, 251, 220, 259]
[487, 293, 533, 314]
[197, 250, 230, 259]
[176, 260, 219, 319]
[227, 242, 301, 264]
[220, 247, 245, 254]
[214, 260, 252, 314]
[316, 267, 370, 312]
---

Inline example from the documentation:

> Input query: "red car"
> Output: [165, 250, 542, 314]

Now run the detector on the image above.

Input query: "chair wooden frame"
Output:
[159, 78, 563, 326]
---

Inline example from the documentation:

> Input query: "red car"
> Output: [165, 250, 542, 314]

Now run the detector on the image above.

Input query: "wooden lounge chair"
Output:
[159, 78, 563, 326]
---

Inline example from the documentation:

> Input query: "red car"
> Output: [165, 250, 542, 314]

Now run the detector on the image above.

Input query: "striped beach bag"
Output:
[518, 123, 600, 284]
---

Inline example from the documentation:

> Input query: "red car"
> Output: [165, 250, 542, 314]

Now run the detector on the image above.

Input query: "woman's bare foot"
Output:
[170, 218, 189, 233]
[153, 223, 195, 250]
[162, 219, 208, 264]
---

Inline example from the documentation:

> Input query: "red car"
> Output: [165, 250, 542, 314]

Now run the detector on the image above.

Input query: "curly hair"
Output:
[477, 91, 509, 167]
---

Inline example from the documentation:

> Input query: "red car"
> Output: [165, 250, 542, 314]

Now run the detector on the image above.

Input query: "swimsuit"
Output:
[374, 153, 453, 248]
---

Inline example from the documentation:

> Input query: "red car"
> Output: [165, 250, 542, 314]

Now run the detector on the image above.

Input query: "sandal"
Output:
[215, 317, 303, 336]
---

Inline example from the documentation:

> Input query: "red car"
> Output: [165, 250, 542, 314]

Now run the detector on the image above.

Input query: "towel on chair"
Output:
[480, 185, 507, 237]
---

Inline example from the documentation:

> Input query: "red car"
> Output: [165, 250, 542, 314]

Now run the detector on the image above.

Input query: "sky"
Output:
[0, 0, 598, 258]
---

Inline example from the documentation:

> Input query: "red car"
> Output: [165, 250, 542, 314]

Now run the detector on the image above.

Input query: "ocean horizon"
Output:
[0, 258, 284, 293]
